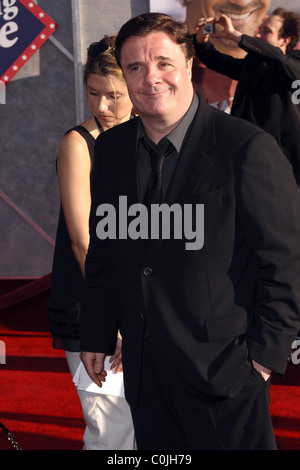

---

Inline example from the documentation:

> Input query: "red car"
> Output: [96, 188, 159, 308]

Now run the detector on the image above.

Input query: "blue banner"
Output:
[0, 0, 57, 83]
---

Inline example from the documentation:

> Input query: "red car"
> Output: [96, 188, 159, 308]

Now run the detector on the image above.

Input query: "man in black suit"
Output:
[80, 12, 300, 450]
[194, 7, 300, 183]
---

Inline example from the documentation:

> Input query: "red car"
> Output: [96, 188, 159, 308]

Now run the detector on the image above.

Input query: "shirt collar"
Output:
[136, 93, 199, 154]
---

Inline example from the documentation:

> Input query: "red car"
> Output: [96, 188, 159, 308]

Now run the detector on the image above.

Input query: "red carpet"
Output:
[0, 275, 85, 451]
[0, 275, 299, 451]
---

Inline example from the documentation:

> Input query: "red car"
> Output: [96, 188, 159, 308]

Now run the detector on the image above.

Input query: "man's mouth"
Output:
[226, 11, 253, 21]
[142, 88, 169, 97]
[217, 5, 262, 26]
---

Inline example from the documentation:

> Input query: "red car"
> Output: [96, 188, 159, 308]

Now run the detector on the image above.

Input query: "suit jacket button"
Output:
[143, 267, 152, 277]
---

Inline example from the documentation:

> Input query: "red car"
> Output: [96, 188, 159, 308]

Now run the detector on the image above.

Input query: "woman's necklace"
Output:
[94, 116, 104, 133]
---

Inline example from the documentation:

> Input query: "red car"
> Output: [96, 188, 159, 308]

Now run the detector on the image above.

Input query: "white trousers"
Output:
[65, 351, 136, 450]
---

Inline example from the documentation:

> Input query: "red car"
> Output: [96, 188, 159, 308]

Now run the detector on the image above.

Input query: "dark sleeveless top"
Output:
[48, 126, 95, 351]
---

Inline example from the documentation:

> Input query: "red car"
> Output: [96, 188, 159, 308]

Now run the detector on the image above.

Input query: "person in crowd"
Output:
[180, 0, 272, 112]
[48, 35, 136, 450]
[194, 7, 300, 184]
[184, 0, 271, 57]
[80, 13, 300, 450]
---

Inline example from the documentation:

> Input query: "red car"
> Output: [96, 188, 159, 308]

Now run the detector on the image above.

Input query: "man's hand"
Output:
[80, 351, 107, 388]
[211, 14, 242, 43]
[252, 360, 272, 381]
[195, 17, 214, 44]
[195, 14, 242, 45]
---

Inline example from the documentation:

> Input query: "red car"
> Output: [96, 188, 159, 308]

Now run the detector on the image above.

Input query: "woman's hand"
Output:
[109, 335, 123, 373]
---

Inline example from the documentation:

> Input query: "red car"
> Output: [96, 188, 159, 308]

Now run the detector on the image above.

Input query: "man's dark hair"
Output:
[114, 12, 194, 67]
[272, 7, 300, 53]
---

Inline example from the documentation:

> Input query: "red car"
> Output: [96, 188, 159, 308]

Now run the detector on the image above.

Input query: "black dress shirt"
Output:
[136, 94, 199, 202]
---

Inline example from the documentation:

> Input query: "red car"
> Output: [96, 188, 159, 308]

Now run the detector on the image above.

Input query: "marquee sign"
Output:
[0, 0, 57, 84]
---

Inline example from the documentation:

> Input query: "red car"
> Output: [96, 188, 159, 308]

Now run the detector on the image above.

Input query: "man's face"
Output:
[255, 15, 286, 50]
[120, 32, 194, 126]
[186, 0, 272, 56]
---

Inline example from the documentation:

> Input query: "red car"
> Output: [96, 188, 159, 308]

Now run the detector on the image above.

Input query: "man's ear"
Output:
[186, 57, 193, 79]
[281, 35, 291, 50]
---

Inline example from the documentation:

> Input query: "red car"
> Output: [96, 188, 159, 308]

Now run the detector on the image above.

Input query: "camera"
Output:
[202, 22, 215, 35]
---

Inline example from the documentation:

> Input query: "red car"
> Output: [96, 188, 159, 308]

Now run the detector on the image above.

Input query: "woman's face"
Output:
[86, 73, 132, 131]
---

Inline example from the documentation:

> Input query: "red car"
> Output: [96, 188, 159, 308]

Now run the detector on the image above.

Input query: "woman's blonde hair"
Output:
[84, 35, 125, 84]
[84, 35, 130, 118]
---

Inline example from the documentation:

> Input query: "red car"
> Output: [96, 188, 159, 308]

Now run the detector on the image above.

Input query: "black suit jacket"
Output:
[194, 35, 300, 183]
[81, 98, 300, 408]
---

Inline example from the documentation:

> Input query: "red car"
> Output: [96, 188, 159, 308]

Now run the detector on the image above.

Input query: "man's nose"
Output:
[144, 66, 161, 86]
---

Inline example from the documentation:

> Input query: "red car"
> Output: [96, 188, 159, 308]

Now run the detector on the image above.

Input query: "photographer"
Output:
[194, 8, 300, 184]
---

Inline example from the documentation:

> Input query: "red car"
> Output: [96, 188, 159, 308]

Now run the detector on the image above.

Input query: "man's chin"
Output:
[217, 37, 239, 48]
[210, 37, 248, 58]
[211, 36, 240, 52]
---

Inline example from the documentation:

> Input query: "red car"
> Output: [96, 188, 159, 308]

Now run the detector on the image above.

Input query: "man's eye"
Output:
[159, 62, 171, 69]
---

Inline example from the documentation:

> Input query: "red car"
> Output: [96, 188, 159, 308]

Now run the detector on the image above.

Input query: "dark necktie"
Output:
[144, 137, 172, 207]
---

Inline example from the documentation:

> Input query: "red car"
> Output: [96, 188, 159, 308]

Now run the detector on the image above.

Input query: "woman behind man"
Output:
[48, 35, 135, 450]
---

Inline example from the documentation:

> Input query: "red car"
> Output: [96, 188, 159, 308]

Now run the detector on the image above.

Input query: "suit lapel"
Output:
[119, 118, 140, 206]
[146, 99, 217, 260]
[109, 118, 148, 260]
